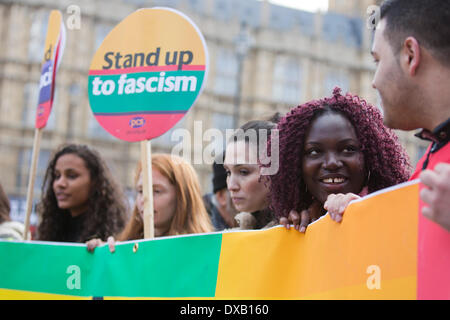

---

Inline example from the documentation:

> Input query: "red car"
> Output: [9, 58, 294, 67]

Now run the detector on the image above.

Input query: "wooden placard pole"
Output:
[23, 128, 43, 240]
[140, 140, 154, 239]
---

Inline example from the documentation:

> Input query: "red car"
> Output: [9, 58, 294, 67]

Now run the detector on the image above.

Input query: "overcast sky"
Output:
[259, 0, 329, 12]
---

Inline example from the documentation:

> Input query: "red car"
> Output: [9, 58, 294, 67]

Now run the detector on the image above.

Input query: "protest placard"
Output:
[24, 10, 66, 240]
[88, 8, 208, 238]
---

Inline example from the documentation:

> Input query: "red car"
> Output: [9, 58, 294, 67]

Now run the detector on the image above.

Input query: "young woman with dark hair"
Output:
[36, 144, 128, 243]
[268, 88, 412, 230]
[223, 119, 279, 230]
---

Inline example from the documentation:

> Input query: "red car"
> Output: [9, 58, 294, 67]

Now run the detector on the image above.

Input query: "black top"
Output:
[250, 208, 276, 230]
[415, 117, 450, 170]
[64, 212, 88, 243]
[203, 193, 230, 231]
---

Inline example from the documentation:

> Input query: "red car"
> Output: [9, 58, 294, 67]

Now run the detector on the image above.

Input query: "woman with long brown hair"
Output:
[36, 144, 128, 243]
[87, 153, 213, 251]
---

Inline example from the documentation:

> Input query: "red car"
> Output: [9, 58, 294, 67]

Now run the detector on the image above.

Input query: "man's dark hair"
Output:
[380, 0, 450, 67]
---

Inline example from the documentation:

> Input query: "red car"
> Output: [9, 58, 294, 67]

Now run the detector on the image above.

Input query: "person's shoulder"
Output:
[0, 221, 26, 240]
[0, 221, 25, 231]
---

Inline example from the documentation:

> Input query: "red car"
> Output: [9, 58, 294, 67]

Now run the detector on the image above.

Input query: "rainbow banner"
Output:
[0, 181, 448, 299]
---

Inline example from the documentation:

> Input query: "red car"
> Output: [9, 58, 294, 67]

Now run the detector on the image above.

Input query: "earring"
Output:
[305, 184, 315, 201]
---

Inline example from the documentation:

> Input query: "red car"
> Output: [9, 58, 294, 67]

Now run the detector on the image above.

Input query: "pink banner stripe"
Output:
[181, 65, 206, 71]
[89, 65, 205, 75]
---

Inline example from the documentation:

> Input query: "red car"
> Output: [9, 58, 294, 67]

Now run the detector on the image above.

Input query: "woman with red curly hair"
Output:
[268, 88, 412, 230]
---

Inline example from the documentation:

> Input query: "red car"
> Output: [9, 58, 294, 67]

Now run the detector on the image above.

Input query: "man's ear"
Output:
[402, 37, 421, 76]
[215, 189, 227, 207]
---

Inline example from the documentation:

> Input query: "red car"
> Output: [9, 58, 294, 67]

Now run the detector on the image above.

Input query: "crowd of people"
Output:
[0, 0, 449, 281]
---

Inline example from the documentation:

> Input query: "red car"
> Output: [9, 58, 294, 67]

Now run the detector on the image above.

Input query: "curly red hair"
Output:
[267, 88, 412, 218]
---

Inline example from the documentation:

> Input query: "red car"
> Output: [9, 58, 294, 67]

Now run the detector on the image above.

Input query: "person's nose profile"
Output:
[227, 174, 239, 192]
[54, 176, 67, 189]
[323, 152, 342, 171]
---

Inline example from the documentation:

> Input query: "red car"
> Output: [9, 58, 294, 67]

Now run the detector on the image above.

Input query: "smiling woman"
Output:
[268, 87, 412, 225]
[302, 112, 366, 205]
[36, 144, 128, 243]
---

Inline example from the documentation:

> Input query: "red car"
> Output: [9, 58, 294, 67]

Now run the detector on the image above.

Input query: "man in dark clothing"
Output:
[203, 159, 238, 231]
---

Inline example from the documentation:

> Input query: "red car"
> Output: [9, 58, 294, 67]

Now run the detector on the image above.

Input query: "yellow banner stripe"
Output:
[215, 182, 419, 299]
[0, 288, 90, 300]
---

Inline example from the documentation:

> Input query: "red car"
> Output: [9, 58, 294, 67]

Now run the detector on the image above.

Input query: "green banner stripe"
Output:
[0, 233, 222, 298]
[88, 71, 204, 114]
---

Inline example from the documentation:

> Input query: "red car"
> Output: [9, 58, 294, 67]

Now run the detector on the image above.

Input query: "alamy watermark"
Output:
[66, 5, 81, 30]
[169, 121, 280, 176]
[366, 265, 381, 290]
[66, 265, 81, 290]
[366, 5, 381, 30]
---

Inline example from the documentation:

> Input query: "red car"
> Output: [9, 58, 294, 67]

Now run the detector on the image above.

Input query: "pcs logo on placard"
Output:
[129, 116, 145, 129]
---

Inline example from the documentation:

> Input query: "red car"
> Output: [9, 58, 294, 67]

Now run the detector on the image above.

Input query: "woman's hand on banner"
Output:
[324, 193, 360, 223]
[279, 201, 322, 233]
[86, 236, 116, 253]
